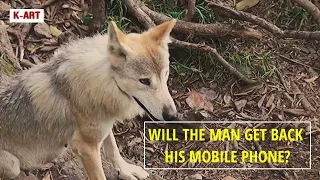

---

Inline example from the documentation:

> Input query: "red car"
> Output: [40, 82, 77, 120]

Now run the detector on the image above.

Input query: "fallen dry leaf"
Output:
[234, 99, 247, 112]
[258, 94, 266, 108]
[186, 91, 213, 112]
[222, 175, 237, 180]
[199, 110, 211, 118]
[199, 87, 218, 101]
[223, 94, 232, 106]
[234, 82, 263, 96]
[304, 76, 319, 83]
[191, 173, 203, 180]
[266, 94, 275, 108]
[236, 0, 260, 11]
[267, 103, 276, 115]
[40, 46, 58, 52]
[26, 44, 41, 54]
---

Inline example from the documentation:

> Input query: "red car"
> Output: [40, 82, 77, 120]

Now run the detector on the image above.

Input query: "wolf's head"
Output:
[107, 20, 178, 121]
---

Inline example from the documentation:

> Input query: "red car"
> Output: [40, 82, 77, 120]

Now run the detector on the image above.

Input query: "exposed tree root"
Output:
[207, 1, 320, 40]
[183, 0, 196, 21]
[292, 0, 320, 24]
[140, 2, 262, 39]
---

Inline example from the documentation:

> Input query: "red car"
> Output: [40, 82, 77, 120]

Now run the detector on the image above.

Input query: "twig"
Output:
[7, 30, 24, 63]
[280, 55, 320, 71]
[114, 130, 129, 136]
[183, 0, 196, 21]
[69, 20, 83, 38]
[275, 68, 288, 92]
[171, 39, 257, 84]
[292, 0, 320, 24]
[32, 0, 60, 9]
[240, 112, 268, 120]
[7, 24, 33, 66]
[283, 108, 312, 117]
[291, 81, 316, 112]
[124, 0, 257, 84]
[207, 1, 320, 40]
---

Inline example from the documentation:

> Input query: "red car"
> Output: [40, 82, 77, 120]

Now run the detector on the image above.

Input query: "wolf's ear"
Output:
[146, 19, 177, 46]
[107, 21, 126, 58]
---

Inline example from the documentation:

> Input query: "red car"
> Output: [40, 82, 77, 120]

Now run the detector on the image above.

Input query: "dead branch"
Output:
[139, 1, 262, 39]
[183, 0, 196, 21]
[123, 0, 256, 84]
[123, 0, 155, 29]
[313, 0, 320, 9]
[292, 0, 320, 24]
[208, 1, 320, 40]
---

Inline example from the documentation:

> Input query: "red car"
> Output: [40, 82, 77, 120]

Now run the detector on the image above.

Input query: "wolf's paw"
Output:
[116, 162, 149, 180]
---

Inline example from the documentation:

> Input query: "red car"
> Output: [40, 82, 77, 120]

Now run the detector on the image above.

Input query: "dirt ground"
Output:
[1, 0, 320, 180]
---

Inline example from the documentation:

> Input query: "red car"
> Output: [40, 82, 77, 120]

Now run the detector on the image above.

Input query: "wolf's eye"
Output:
[139, 78, 151, 86]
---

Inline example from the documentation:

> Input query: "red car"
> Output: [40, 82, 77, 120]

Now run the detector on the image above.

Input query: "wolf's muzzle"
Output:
[133, 96, 160, 121]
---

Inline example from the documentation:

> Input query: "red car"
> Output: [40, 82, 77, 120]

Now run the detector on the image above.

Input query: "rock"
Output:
[34, 23, 52, 38]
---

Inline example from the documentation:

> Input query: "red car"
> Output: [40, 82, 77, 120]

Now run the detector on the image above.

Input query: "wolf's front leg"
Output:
[71, 132, 106, 180]
[104, 131, 149, 180]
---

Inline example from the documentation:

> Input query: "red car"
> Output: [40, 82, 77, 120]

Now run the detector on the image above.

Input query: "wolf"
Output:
[0, 19, 177, 180]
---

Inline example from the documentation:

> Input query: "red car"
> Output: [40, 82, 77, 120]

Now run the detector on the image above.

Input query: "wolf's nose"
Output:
[162, 106, 178, 121]
[162, 112, 178, 121]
